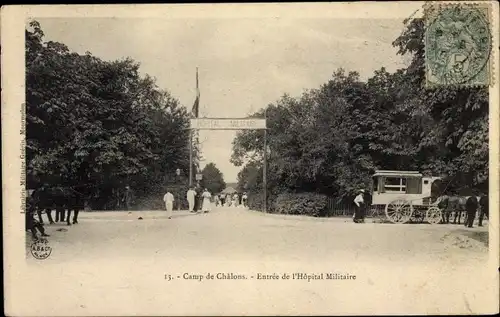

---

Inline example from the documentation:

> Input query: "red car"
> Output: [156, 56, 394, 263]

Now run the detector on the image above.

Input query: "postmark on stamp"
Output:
[424, 3, 492, 87]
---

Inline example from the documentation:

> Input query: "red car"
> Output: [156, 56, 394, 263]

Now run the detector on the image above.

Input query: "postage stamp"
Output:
[424, 2, 493, 87]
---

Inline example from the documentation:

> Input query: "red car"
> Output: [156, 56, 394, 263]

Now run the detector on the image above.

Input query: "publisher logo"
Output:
[30, 238, 52, 260]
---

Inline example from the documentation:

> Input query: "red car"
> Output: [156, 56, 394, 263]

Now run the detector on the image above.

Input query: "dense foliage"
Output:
[274, 192, 329, 217]
[26, 20, 199, 209]
[200, 163, 226, 194]
[232, 18, 489, 211]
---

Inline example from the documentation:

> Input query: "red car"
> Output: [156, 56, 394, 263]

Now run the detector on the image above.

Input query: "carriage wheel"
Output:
[385, 199, 413, 224]
[410, 206, 425, 223]
[425, 206, 442, 224]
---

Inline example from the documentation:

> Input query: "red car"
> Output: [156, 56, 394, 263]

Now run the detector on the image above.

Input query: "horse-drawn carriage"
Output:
[369, 170, 443, 224]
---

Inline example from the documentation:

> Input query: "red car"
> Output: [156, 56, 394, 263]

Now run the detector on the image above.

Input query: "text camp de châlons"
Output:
[180, 272, 357, 281]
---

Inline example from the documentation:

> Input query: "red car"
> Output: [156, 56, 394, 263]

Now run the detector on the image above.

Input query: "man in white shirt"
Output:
[353, 189, 365, 223]
[186, 187, 196, 212]
[242, 192, 248, 208]
[163, 190, 175, 219]
[232, 193, 239, 207]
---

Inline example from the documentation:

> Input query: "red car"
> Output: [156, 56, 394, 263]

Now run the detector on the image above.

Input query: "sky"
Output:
[37, 14, 412, 182]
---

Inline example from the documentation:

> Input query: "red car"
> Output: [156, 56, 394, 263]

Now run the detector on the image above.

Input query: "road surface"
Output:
[16, 207, 497, 316]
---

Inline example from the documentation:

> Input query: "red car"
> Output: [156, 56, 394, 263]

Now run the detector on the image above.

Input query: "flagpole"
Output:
[189, 129, 193, 187]
[189, 67, 199, 188]
[263, 108, 267, 213]
[195, 67, 199, 187]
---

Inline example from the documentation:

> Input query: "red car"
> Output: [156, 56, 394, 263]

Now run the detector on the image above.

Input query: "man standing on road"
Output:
[232, 193, 239, 207]
[193, 185, 201, 212]
[220, 193, 226, 207]
[213, 194, 219, 207]
[464, 196, 479, 228]
[163, 190, 175, 219]
[123, 186, 134, 213]
[69, 186, 84, 224]
[353, 189, 366, 223]
[478, 194, 488, 226]
[187, 187, 196, 212]
[53, 186, 67, 223]
[33, 185, 55, 224]
[26, 193, 50, 240]
[242, 192, 248, 208]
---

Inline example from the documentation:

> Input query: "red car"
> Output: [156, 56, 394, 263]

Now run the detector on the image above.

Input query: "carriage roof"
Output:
[372, 170, 423, 178]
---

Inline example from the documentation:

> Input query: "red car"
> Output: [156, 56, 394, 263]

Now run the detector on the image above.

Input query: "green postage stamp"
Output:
[425, 2, 493, 87]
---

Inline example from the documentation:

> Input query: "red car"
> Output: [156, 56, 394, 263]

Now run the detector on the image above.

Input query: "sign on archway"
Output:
[190, 118, 266, 130]
[189, 117, 268, 211]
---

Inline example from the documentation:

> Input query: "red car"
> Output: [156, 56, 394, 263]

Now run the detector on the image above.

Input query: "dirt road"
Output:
[15, 208, 497, 315]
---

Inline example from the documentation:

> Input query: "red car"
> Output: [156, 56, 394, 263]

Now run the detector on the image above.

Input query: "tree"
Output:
[26, 20, 197, 209]
[232, 15, 489, 210]
[200, 163, 226, 194]
[392, 17, 489, 191]
[236, 161, 262, 192]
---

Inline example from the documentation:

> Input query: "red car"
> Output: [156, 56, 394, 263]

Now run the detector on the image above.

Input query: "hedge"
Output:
[274, 192, 328, 217]
[247, 190, 279, 213]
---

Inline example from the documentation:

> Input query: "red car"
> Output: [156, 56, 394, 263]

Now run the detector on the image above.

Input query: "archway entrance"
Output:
[189, 117, 268, 211]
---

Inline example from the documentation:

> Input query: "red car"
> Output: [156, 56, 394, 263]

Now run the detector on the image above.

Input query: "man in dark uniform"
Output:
[62, 186, 74, 225]
[52, 186, 67, 223]
[220, 193, 226, 207]
[478, 194, 489, 227]
[464, 196, 479, 228]
[68, 187, 84, 224]
[26, 193, 50, 240]
[123, 186, 134, 211]
[33, 185, 55, 224]
[353, 189, 366, 223]
[193, 185, 201, 212]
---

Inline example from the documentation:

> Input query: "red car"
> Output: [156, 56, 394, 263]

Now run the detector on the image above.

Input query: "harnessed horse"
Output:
[436, 195, 480, 226]
[33, 185, 87, 226]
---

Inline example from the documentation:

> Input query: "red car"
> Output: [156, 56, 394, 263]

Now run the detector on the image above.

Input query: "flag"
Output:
[191, 68, 200, 118]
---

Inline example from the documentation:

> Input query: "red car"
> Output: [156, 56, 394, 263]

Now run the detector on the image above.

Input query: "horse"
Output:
[436, 195, 479, 225]
[34, 185, 80, 226]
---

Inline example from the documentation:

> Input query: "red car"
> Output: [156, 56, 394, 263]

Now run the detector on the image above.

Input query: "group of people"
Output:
[214, 192, 248, 208]
[25, 185, 85, 240]
[163, 187, 213, 219]
[161, 188, 250, 218]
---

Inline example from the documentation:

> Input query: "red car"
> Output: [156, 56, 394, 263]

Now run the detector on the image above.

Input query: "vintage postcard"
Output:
[2, 2, 499, 316]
